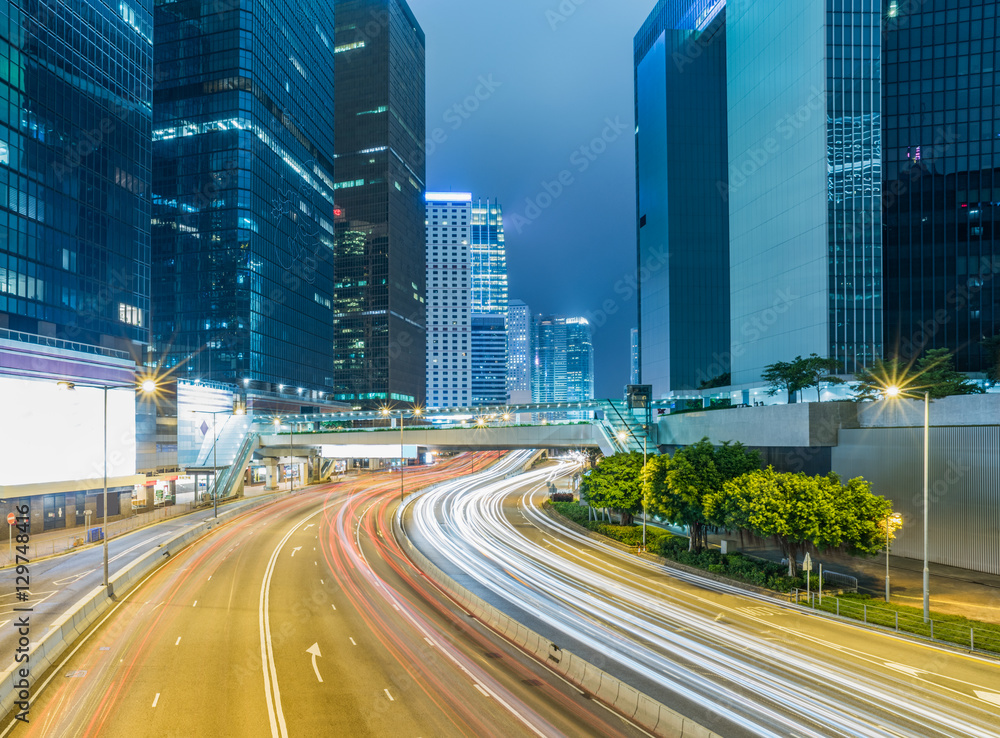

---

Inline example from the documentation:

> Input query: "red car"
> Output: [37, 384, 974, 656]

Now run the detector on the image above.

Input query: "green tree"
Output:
[644, 439, 760, 552]
[706, 468, 892, 576]
[982, 335, 1000, 384]
[581, 451, 644, 525]
[698, 371, 731, 390]
[916, 348, 984, 398]
[762, 358, 811, 403]
[800, 353, 844, 402]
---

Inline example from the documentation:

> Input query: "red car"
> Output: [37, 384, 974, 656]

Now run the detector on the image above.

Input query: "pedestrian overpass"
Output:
[189, 399, 661, 500]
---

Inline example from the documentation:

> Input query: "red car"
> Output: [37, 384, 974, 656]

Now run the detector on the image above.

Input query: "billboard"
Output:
[320, 444, 418, 459]
[0, 376, 136, 486]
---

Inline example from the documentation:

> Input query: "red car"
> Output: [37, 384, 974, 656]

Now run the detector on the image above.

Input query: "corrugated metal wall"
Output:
[832, 426, 1000, 575]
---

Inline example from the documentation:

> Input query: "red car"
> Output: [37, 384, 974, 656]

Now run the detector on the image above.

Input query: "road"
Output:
[5, 453, 646, 737]
[0, 495, 284, 666]
[404, 456, 1000, 738]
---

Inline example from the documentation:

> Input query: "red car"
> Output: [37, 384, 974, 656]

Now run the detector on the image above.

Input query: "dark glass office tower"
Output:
[471, 197, 507, 405]
[634, 0, 730, 395]
[0, 0, 153, 355]
[151, 0, 337, 395]
[883, 0, 999, 372]
[332, 0, 426, 407]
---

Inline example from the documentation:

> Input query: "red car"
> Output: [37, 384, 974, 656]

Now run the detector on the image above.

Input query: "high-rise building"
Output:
[532, 316, 594, 409]
[1, 0, 152, 356]
[425, 192, 472, 408]
[1, 0, 154, 531]
[635, 0, 883, 395]
[634, 0, 730, 394]
[883, 1, 999, 372]
[471, 197, 507, 406]
[151, 0, 337, 400]
[332, 0, 427, 408]
[630, 327, 640, 385]
[507, 299, 532, 404]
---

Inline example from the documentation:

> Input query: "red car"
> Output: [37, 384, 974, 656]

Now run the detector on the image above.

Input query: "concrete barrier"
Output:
[392, 512, 722, 738]
[0, 491, 288, 718]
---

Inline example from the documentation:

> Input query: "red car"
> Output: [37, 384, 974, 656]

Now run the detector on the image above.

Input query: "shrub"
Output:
[550, 492, 575, 502]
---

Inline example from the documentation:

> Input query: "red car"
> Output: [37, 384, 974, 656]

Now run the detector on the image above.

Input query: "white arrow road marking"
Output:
[306, 643, 323, 683]
[290, 547, 302, 557]
[883, 662, 926, 677]
[53, 569, 96, 586]
[975, 691, 1000, 706]
[302, 524, 314, 531]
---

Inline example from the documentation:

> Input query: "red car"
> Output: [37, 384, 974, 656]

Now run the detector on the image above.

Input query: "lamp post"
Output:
[886, 385, 931, 622]
[642, 431, 647, 552]
[400, 407, 422, 501]
[58, 378, 157, 598]
[201, 409, 230, 518]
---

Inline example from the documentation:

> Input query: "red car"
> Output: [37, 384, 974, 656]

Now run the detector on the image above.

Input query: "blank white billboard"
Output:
[0, 376, 136, 486]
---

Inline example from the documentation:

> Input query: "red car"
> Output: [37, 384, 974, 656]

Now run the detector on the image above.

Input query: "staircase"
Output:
[595, 399, 655, 455]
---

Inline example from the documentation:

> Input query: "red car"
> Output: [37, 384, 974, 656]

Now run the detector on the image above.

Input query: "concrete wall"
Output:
[655, 401, 858, 448]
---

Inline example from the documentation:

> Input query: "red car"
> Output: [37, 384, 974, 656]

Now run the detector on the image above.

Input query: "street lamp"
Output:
[400, 407, 422, 501]
[200, 409, 232, 518]
[886, 384, 931, 622]
[57, 377, 157, 598]
[273, 417, 295, 492]
[883, 511, 903, 602]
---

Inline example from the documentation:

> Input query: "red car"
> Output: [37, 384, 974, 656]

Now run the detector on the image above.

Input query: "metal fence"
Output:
[793, 590, 1000, 655]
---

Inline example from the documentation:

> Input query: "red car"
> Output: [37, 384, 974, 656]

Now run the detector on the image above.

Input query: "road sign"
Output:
[6, 513, 15, 525]
[802, 552, 813, 572]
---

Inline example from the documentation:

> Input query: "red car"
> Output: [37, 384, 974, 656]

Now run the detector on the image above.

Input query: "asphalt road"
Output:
[404, 457, 1000, 738]
[4, 454, 647, 738]
[0, 494, 284, 668]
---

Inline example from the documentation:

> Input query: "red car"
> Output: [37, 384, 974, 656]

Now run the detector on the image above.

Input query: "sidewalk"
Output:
[700, 528, 1000, 625]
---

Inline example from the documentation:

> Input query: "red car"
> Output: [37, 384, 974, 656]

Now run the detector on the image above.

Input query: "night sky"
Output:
[407, 0, 656, 399]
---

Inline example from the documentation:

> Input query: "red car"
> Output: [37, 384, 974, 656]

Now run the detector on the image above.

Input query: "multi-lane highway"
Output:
[5, 454, 646, 737]
[405, 456, 1000, 738]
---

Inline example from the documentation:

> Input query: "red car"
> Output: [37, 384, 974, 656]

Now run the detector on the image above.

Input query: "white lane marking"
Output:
[53, 569, 96, 586]
[974, 691, 1000, 706]
[474, 684, 491, 698]
[175, 637, 181, 646]
[883, 662, 926, 677]
[193, 601, 197, 607]
[306, 643, 323, 683]
[152, 693, 160, 708]
[349, 637, 356, 646]
[384, 689, 394, 701]
[424, 637, 437, 647]
[320, 579, 324, 584]
[331, 603, 336, 610]
[260, 506, 331, 738]
[303, 524, 315, 531]
[290, 547, 302, 557]
[208, 576, 212, 581]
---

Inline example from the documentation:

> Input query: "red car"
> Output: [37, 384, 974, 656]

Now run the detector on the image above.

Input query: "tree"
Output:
[916, 348, 984, 398]
[644, 439, 760, 552]
[705, 467, 892, 576]
[699, 372, 731, 390]
[983, 335, 1000, 385]
[800, 354, 844, 402]
[581, 451, 644, 525]
[853, 350, 982, 400]
[761, 358, 811, 403]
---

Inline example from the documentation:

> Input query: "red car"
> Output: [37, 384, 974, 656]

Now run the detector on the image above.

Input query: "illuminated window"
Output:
[119, 303, 143, 327]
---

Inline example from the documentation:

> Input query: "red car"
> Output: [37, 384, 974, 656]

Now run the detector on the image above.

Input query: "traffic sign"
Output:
[6, 513, 15, 525]
[802, 552, 813, 572]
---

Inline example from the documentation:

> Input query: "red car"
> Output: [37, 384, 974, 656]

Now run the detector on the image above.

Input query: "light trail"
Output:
[404, 456, 1000, 738]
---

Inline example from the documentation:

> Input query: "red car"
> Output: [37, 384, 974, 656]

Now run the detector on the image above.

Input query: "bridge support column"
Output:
[265, 459, 278, 491]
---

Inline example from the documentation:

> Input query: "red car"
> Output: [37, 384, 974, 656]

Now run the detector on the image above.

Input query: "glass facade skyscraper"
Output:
[506, 299, 531, 404]
[332, 0, 426, 408]
[1, 0, 153, 355]
[884, 0, 999, 372]
[471, 196, 507, 405]
[532, 315, 594, 407]
[634, 0, 730, 394]
[151, 0, 337, 396]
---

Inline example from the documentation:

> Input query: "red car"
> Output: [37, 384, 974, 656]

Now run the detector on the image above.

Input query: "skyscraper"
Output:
[151, 0, 337, 398]
[507, 299, 532, 404]
[635, 0, 883, 396]
[1, 0, 152, 356]
[332, 0, 426, 407]
[634, 0, 730, 394]
[471, 197, 507, 406]
[532, 315, 594, 409]
[425, 192, 471, 408]
[883, 1, 999, 372]
[630, 327, 640, 385]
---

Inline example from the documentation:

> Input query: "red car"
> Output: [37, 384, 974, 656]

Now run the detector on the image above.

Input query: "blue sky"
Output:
[407, 0, 656, 397]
